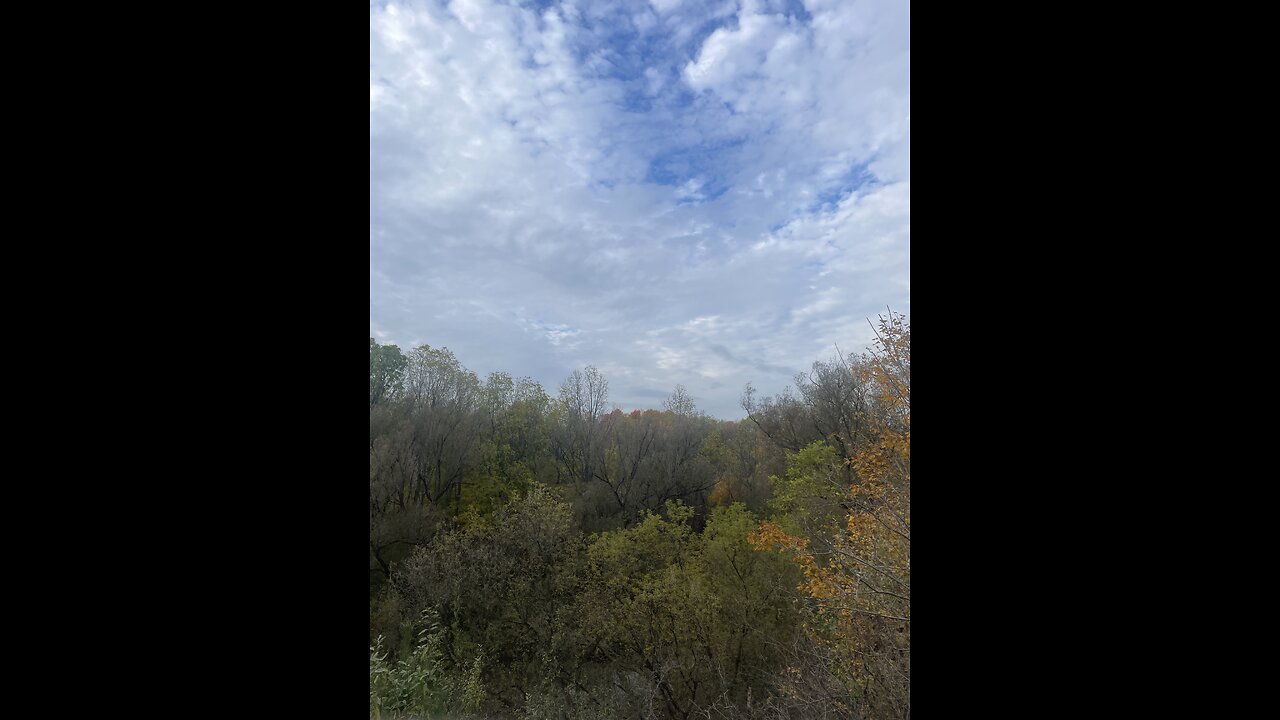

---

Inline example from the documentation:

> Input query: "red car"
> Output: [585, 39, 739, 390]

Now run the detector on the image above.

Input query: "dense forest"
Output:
[370, 312, 910, 719]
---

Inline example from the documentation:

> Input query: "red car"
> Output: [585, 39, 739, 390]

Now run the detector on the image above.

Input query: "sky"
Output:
[370, 0, 909, 420]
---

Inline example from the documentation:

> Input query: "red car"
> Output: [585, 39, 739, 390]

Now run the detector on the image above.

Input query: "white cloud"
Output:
[371, 0, 909, 418]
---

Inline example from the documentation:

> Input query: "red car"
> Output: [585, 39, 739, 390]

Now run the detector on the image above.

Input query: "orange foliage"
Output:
[751, 311, 910, 624]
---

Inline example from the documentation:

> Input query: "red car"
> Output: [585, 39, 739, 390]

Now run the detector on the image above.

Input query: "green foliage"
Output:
[767, 441, 847, 538]
[573, 502, 802, 716]
[369, 610, 455, 719]
[370, 339, 407, 406]
[588, 500, 696, 578]
[462, 647, 486, 712]
[394, 484, 586, 712]
[369, 320, 909, 718]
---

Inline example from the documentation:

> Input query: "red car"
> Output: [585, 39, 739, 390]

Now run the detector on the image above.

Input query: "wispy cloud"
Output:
[371, 0, 909, 418]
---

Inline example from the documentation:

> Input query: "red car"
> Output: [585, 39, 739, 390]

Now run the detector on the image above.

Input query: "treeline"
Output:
[370, 313, 910, 719]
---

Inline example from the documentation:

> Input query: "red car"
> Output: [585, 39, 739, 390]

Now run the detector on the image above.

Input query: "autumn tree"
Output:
[368, 313, 910, 719]
[750, 311, 910, 719]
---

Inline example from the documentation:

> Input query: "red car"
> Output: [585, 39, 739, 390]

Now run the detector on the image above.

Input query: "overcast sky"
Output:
[371, 0, 909, 419]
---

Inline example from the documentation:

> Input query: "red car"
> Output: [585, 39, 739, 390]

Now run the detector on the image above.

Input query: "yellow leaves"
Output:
[847, 429, 909, 490]
[802, 565, 842, 601]
[751, 519, 862, 605]
[744, 311, 911, 710]
[746, 311, 911, 714]
[747, 521, 809, 553]
[751, 521, 838, 600]
[754, 444, 909, 626]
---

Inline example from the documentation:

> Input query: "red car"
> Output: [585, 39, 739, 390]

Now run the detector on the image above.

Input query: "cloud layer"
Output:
[371, 0, 909, 419]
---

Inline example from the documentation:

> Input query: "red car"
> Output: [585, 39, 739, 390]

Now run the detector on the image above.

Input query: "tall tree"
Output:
[554, 366, 610, 487]
[370, 338, 407, 406]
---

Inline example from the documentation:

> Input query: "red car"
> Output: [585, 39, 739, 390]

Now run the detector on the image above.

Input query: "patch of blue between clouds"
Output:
[517, 0, 559, 12]
[569, 4, 739, 82]
[645, 137, 746, 187]
[668, 86, 698, 109]
[811, 161, 881, 213]
[620, 88, 655, 113]
[601, 29, 666, 80]
[783, 0, 813, 24]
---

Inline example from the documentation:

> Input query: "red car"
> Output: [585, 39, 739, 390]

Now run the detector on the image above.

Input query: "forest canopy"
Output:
[370, 312, 910, 720]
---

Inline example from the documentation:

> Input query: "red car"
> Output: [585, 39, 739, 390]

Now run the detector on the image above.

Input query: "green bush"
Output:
[369, 609, 457, 719]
